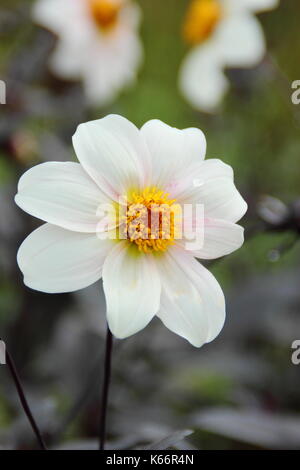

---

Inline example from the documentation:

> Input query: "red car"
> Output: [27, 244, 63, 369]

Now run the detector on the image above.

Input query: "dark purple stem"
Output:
[99, 326, 113, 450]
[2, 340, 47, 450]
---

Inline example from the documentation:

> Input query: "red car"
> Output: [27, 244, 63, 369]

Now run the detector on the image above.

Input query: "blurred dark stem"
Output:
[99, 326, 113, 450]
[1, 339, 47, 450]
[268, 233, 299, 261]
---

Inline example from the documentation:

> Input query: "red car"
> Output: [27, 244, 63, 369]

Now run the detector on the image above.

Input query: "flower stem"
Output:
[99, 326, 113, 450]
[3, 340, 47, 450]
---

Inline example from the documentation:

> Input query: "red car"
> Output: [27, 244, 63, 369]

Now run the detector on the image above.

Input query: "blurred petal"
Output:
[226, 0, 280, 13]
[156, 247, 225, 347]
[140, 119, 206, 188]
[182, 177, 247, 223]
[33, 0, 88, 34]
[15, 162, 109, 233]
[34, 0, 143, 105]
[179, 43, 229, 112]
[120, 2, 142, 29]
[33, 0, 71, 32]
[178, 218, 245, 259]
[72, 115, 151, 201]
[214, 13, 266, 67]
[103, 242, 161, 338]
[83, 30, 143, 106]
[35, 0, 93, 80]
[257, 195, 289, 225]
[17, 224, 113, 293]
[49, 39, 84, 79]
[83, 3, 143, 105]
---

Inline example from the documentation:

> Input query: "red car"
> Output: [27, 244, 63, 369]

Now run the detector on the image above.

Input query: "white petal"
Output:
[168, 159, 233, 201]
[103, 242, 161, 338]
[214, 13, 266, 67]
[72, 115, 150, 201]
[156, 247, 225, 347]
[194, 159, 234, 181]
[15, 162, 110, 233]
[178, 218, 245, 259]
[17, 223, 113, 293]
[179, 43, 229, 113]
[140, 119, 206, 188]
[224, 0, 279, 13]
[182, 176, 247, 223]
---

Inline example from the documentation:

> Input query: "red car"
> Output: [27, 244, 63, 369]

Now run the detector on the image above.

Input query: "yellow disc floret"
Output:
[89, 0, 122, 32]
[119, 187, 181, 254]
[182, 0, 222, 46]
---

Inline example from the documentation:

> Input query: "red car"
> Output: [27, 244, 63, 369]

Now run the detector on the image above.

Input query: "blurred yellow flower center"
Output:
[120, 187, 180, 254]
[89, 0, 121, 31]
[183, 0, 222, 45]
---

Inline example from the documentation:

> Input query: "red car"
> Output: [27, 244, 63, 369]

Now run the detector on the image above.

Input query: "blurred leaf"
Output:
[193, 408, 300, 449]
[143, 429, 194, 450]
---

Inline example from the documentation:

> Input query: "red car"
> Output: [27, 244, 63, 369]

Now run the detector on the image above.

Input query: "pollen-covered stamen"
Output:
[119, 187, 181, 254]
[183, 0, 222, 46]
[89, 0, 122, 31]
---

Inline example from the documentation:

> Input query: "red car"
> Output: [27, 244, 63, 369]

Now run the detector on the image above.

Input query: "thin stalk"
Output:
[99, 326, 113, 450]
[2, 340, 47, 450]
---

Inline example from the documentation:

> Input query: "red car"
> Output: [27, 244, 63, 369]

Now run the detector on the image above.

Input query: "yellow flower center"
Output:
[182, 0, 222, 46]
[118, 187, 181, 254]
[89, 0, 122, 31]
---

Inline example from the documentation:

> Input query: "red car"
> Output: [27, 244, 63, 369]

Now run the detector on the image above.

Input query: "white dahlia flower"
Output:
[15, 115, 247, 347]
[179, 0, 279, 112]
[33, 0, 143, 105]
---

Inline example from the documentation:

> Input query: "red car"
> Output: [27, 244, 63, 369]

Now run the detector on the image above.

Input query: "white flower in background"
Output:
[179, 0, 279, 112]
[15, 115, 247, 347]
[33, 0, 142, 105]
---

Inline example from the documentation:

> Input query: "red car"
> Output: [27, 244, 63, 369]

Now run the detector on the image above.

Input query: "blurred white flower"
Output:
[179, 0, 279, 112]
[33, 0, 143, 105]
[15, 115, 247, 347]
